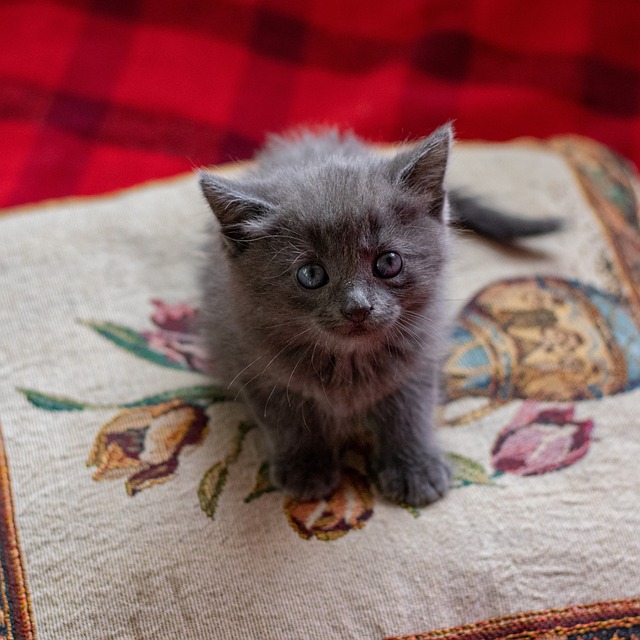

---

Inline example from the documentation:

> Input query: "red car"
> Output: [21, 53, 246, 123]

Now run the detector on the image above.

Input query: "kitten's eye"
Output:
[297, 263, 329, 289]
[374, 252, 403, 279]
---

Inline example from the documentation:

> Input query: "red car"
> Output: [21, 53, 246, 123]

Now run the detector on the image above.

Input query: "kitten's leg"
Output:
[369, 373, 451, 506]
[241, 388, 340, 501]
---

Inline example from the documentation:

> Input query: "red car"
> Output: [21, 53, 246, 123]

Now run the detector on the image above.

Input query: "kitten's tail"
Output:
[449, 191, 562, 241]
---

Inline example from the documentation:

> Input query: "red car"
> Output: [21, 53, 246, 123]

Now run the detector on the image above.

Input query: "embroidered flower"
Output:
[87, 400, 209, 495]
[491, 403, 593, 476]
[141, 300, 211, 373]
[284, 469, 374, 541]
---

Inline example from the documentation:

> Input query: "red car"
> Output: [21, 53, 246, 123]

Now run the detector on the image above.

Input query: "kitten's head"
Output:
[199, 124, 452, 353]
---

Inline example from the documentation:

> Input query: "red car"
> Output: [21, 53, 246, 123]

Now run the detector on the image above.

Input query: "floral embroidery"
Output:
[141, 299, 212, 373]
[284, 469, 373, 541]
[19, 301, 225, 497]
[201, 431, 376, 540]
[87, 400, 209, 495]
[18, 292, 600, 540]
[197, 421, 517, 535]
[492, 402, 593, 476]
[446, 452, 498, 488]
[198, 421, 255, 518]
[80, 299, 211, 374]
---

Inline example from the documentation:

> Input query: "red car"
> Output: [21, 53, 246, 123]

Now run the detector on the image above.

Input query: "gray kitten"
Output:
[198, 124, 559, 506]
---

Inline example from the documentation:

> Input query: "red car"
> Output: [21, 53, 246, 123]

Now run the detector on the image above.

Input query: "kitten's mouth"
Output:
[346, 324, 370, 336]
[330, 321, 383, 342]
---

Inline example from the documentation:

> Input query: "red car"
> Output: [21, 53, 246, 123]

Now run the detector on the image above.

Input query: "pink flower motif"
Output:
[143, 300, 212, 374]
[492, 402, 593, 476]
[150, 299, 198, 333]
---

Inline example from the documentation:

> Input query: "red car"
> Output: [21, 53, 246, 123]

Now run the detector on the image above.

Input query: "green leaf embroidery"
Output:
[401, 503, 421, 519]
[227, 422, 256, 464]
[198, 421, 256, 519]
[244, 461, 277, 503]
[80, 320, 191, 371]
[446, 452, 495, 488]
[120, 385, 230, 407]
[198, 462, 229, 518]
[16, 388, 88, 411]
[18, 385, 230, 411]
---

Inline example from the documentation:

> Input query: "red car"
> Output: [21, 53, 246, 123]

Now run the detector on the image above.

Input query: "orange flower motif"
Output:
[87, 400, 208, 495]
[284, 469, 374, 541]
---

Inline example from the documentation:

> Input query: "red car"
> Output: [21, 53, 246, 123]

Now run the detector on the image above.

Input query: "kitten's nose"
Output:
[341, 305, 372, 324]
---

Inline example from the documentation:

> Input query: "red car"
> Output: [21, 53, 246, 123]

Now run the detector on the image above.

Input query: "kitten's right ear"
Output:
[389, 123, 453, 219]
[199, 172, 273, 254]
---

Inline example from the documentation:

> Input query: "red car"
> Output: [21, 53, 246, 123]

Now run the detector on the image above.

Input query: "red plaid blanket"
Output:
[2, 0, 640, 208]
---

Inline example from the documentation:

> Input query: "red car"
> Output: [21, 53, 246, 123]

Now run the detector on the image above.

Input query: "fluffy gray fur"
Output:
[198, 124, 557, 506]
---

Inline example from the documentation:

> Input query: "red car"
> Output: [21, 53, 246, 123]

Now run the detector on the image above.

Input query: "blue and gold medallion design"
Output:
[446, 277, 640, 404]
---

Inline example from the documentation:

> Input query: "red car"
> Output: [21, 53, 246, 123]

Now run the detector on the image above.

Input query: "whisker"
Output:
[260, 327, 313, 374]
[233, 326, 314, 399]
[306, 336, 337, 410]
[399, 320, 447, 348]
[309, 339, 321, 378]
[263, 380, 281, 418]
[228, 353, 267, 389]
[263, 318, 304, 330]
[301, 403, 311, 432]
[286, 344, 311, 405]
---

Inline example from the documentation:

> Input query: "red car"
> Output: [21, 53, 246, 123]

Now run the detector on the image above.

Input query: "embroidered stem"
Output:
[198, 421, 256, 519]
[17, 385, 230, 411]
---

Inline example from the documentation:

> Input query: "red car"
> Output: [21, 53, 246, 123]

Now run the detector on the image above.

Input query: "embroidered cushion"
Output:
[0, 137, 639, 638]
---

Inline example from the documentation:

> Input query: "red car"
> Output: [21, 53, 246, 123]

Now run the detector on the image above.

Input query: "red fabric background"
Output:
[2, 0, 640, 208]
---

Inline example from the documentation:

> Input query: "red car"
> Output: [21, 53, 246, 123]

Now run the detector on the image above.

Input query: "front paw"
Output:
[376, 453, 452, 507]
[270, 455, 340, 502]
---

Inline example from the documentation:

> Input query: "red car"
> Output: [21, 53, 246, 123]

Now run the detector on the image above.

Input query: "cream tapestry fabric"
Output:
[0, 137, 639, 639]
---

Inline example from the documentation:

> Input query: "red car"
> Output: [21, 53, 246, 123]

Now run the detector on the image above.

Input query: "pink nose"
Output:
[341, 306, 372, 323]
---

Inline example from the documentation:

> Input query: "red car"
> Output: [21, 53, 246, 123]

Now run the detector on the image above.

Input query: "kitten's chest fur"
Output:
[257, 340, 415, 418]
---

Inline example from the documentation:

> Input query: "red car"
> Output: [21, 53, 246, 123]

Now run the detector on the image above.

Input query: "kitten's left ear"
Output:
[199, 172, 274, 255]
[390, 123, 453, 206]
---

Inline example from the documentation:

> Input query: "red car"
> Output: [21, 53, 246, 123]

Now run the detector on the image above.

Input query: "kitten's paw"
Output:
[270, 456, 340, 502]
[376, 453, 452, 507]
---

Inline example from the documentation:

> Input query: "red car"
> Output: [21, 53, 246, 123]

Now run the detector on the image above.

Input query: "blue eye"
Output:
[297, 264, 329, 289]
[374, 252, 403, 278]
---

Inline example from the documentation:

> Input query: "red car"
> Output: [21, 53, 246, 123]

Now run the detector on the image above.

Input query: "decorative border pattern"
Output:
[550, 136, 640, 318]
[386, 599, 640, 640]
[0, 423, 36, 639]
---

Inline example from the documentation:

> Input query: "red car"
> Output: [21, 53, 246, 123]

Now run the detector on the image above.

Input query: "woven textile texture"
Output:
[386, 599, 640, 640]
[0, 137, 639, 638]
[2, 0, 640, 208]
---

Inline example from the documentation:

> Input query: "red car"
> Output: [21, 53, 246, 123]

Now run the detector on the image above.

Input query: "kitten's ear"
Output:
[391, 123, 453, 216]
[199, 172, 273, 254]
